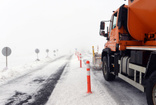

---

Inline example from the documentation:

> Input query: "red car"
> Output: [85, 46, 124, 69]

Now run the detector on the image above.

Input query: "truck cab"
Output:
[100, 4, 143, 52]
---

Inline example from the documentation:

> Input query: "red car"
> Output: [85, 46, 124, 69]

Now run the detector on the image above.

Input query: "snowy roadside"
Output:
[46, 54, 118, 105]
[0, 55, 71, 105]
[0, 56, 64, 86]
[0, 52, 147, 105]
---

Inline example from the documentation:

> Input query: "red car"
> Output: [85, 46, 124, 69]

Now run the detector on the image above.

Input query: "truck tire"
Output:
[102, 56, 115, 81]
[146, 71, 156, 105]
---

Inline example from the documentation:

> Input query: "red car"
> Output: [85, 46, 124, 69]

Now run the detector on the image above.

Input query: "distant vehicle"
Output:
[99, 0, 156, 104]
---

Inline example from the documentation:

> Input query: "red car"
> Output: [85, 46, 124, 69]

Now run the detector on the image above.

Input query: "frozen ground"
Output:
[46, 54, 117, 105]
[46, 54, 147, 105]
[0, 53, 147, 105]
[0, 55, 69, 105]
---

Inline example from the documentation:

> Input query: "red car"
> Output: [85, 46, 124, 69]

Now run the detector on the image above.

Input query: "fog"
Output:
[0, 0, 127, 68]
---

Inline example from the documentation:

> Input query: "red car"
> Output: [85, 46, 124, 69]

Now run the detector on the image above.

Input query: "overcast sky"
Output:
[0, 0, 127, 57]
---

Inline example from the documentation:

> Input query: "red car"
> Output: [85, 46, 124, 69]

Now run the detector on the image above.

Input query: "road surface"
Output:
[0, 54, 147, 105]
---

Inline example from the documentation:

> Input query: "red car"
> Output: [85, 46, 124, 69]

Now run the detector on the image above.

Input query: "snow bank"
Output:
[0, 57, 53, 86]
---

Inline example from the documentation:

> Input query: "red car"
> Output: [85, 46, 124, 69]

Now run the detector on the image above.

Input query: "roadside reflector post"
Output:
[77, 52, 79, 60]
[78, 52, 80, 61]
[80, 53, 82, 68]
[75, 48, 77, 55]
[86, 61, 92, 93]
[92, 46, 95, 65]
[76, 52, 77, 56]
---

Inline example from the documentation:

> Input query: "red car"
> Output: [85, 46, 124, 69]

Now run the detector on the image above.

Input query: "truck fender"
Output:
[101, 48, 111, 62]
[145, 52, 156, 79]
[101, 48, 111, 73]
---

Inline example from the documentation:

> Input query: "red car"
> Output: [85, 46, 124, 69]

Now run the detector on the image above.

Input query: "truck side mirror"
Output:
[100, 21, 105, 30]
[100, 21, 108, 37]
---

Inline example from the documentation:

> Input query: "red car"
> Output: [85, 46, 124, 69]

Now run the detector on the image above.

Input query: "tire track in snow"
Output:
[4, 55, 72, 105]
[5, 64, 67, 105]
[26, 55, 73, 105]
[1, 55, 66, 87]
[92, 69, 147, 105]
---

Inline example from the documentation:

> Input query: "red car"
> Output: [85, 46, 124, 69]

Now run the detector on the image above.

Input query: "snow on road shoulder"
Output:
[46, 55, 118, 105]
[0, 57, 52, 86]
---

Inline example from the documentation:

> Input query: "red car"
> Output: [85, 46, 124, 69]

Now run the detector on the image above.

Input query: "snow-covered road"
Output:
[0, 55, 72, 105]
[92, 70, 147, 105]
[46, 54, 147, 105]
[0, 54, 148, 105]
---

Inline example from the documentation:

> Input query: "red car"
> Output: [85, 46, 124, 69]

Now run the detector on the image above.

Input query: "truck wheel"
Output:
[146, 71, 156, 105]
[102, 56, 115, 81]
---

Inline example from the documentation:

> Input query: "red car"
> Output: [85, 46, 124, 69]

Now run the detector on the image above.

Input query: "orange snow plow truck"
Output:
[99, 0, 156, 104]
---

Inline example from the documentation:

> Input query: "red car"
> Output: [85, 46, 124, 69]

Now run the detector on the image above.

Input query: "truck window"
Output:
[108, 12, 117, 40]
[112, 13, 117, 29]
[130, 0, 134, 2]
[108, 16, 113, 39]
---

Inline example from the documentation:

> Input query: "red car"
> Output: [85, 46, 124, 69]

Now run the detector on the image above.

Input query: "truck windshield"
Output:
[112, 13, 117, 29]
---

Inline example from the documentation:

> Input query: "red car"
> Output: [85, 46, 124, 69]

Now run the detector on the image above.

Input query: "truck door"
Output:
[109, 12, 118, 42]
[106, 12, 118, 51]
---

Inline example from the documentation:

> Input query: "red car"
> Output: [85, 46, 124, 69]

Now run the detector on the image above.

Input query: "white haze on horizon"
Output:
[0, 0, 127, 69]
